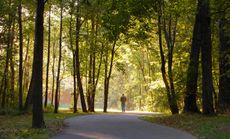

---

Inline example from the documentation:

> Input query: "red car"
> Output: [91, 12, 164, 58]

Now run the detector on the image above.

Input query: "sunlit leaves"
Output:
[102, 0, 131, 41]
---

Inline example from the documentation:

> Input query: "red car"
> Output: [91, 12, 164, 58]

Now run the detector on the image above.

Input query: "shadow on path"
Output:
[51, 111, 197, 139]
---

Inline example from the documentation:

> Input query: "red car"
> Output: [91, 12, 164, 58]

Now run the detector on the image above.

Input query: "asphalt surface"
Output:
[51, 112, 197, 139]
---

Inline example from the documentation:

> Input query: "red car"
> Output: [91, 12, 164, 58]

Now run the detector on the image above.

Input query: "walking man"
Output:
[120, 94, 127, 112]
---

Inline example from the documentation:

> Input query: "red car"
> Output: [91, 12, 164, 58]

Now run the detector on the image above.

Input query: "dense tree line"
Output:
[0, 0, 229, 127]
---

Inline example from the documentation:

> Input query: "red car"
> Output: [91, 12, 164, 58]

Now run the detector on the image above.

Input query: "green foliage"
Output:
[0, 0, 225, 116]
[143, 114, 230, 139]
[0, 108, 23, 116]
[128, 0, 155, 18]
[0, 112, 85, 139]
[43, 105, 55, 113]
[102, 0, 131, 41]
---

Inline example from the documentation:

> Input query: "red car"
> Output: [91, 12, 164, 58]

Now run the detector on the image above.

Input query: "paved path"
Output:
[51, 112, 197, 139]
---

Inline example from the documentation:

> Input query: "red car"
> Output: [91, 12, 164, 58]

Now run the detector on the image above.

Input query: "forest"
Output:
[0, 0, 229, 128]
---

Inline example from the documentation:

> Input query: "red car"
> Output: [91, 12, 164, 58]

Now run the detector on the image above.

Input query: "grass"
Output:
[142, 114, 230, 139]
[1, 110, 229, 139]
[0, 110, 88, 139]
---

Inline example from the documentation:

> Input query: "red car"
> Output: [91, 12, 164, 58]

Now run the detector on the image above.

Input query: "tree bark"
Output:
[92, 43, 103, 111]
[23, 36, 30, 94]
[24, 77, 33, 111]
[32, 0, 45, 128]
[183, 4, 201, 113]
[69, 8, 78, 113]
[1, 40, 10, 108]
[1, 6, 14, 108]
[183, 0, 204, 113]
[87, 18, 95, 112]
[18, 0, 23, 110]
[24, 39, 33, 111]
[103, 40, 116, 112]
[9, 20, 15, 106]
[87, 51, 93, 111]
[75, 0, 87, 112]
[162, 15, 179, 114]
[199, 0, 215, 115]
[54, 2, 63, 113]
[157, 3, 178, 114]
[51, 41, 56, 106]
[218, 12, 230, 113]
[44, 5, 51, 108]
[72, 49, 78, 113]
[103, 51, 109, 112]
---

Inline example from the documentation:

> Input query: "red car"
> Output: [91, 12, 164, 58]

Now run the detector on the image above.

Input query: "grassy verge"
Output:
[142, 114, 230, 139]
[0, 110, 88, 139]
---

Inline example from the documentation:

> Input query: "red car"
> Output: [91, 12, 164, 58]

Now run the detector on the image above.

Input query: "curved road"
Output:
[51, 112, 197, 139]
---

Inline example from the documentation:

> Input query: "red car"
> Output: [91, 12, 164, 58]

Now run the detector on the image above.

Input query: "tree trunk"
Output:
[87, 52, 93, 111]
[1, 43, 10, 108]
[199, 0, 215, 115]
[103, 40, 116, 112]
[90, 48, 102, 112]
[103, 52, 108, 112]
[32, 0, 45, 128]
[1, 8, 14, 108]
[183, 0, 204, 113]
[69, 9, 78, 113]
[162, 15, 179, 114]
[92, 43, 103, 112]
[24, 78, 33, 111]
[91, 20, 97, 112]
[72, 51, 78, 113]
[9, 20, 15, 106]
[23, 36, 30, 93]
[75, 0, 87, 112]
[18, 0, 23, 110]
[218, 13, 230, 113]
[86, 18, 101, 112]
[23, 36, 32, 112]
[51, 42, 56, 106]
[54, 2, 63, 113]
[157, 4, 178, 114]
[87, 18, 95, 112]
[44, 5, 51, 108]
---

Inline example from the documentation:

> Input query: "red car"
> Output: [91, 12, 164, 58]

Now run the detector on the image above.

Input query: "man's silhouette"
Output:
[120, 94, 127, 112]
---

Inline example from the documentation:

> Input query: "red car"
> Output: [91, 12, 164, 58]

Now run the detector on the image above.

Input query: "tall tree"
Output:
[54, 0, 63, 113]
[1, 0, 16, 108]
[156, 0, 179, 114]
[1, 33, 10, 108]
[69, 0, 78, 113]
[184, 0, 215, 115]
[18, 0, 23, 110]
[162, 16, 179, 114]
[32, 0, 45, 128]
[87, 46, 93, 111]
[91, 42, 103, 112]
[44, 4, 51, 107]
[218, 1, 230, 113]
[24, 76, 33, 111]
[51, 41, 56, 106]
[200, 0, 215, 115]
[9, 20, 16, 107]
[183, 0, 202, 113]
[103, 40, 116, 112]
[75, 0, 87, 112]
[87, 17, 102, 112]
